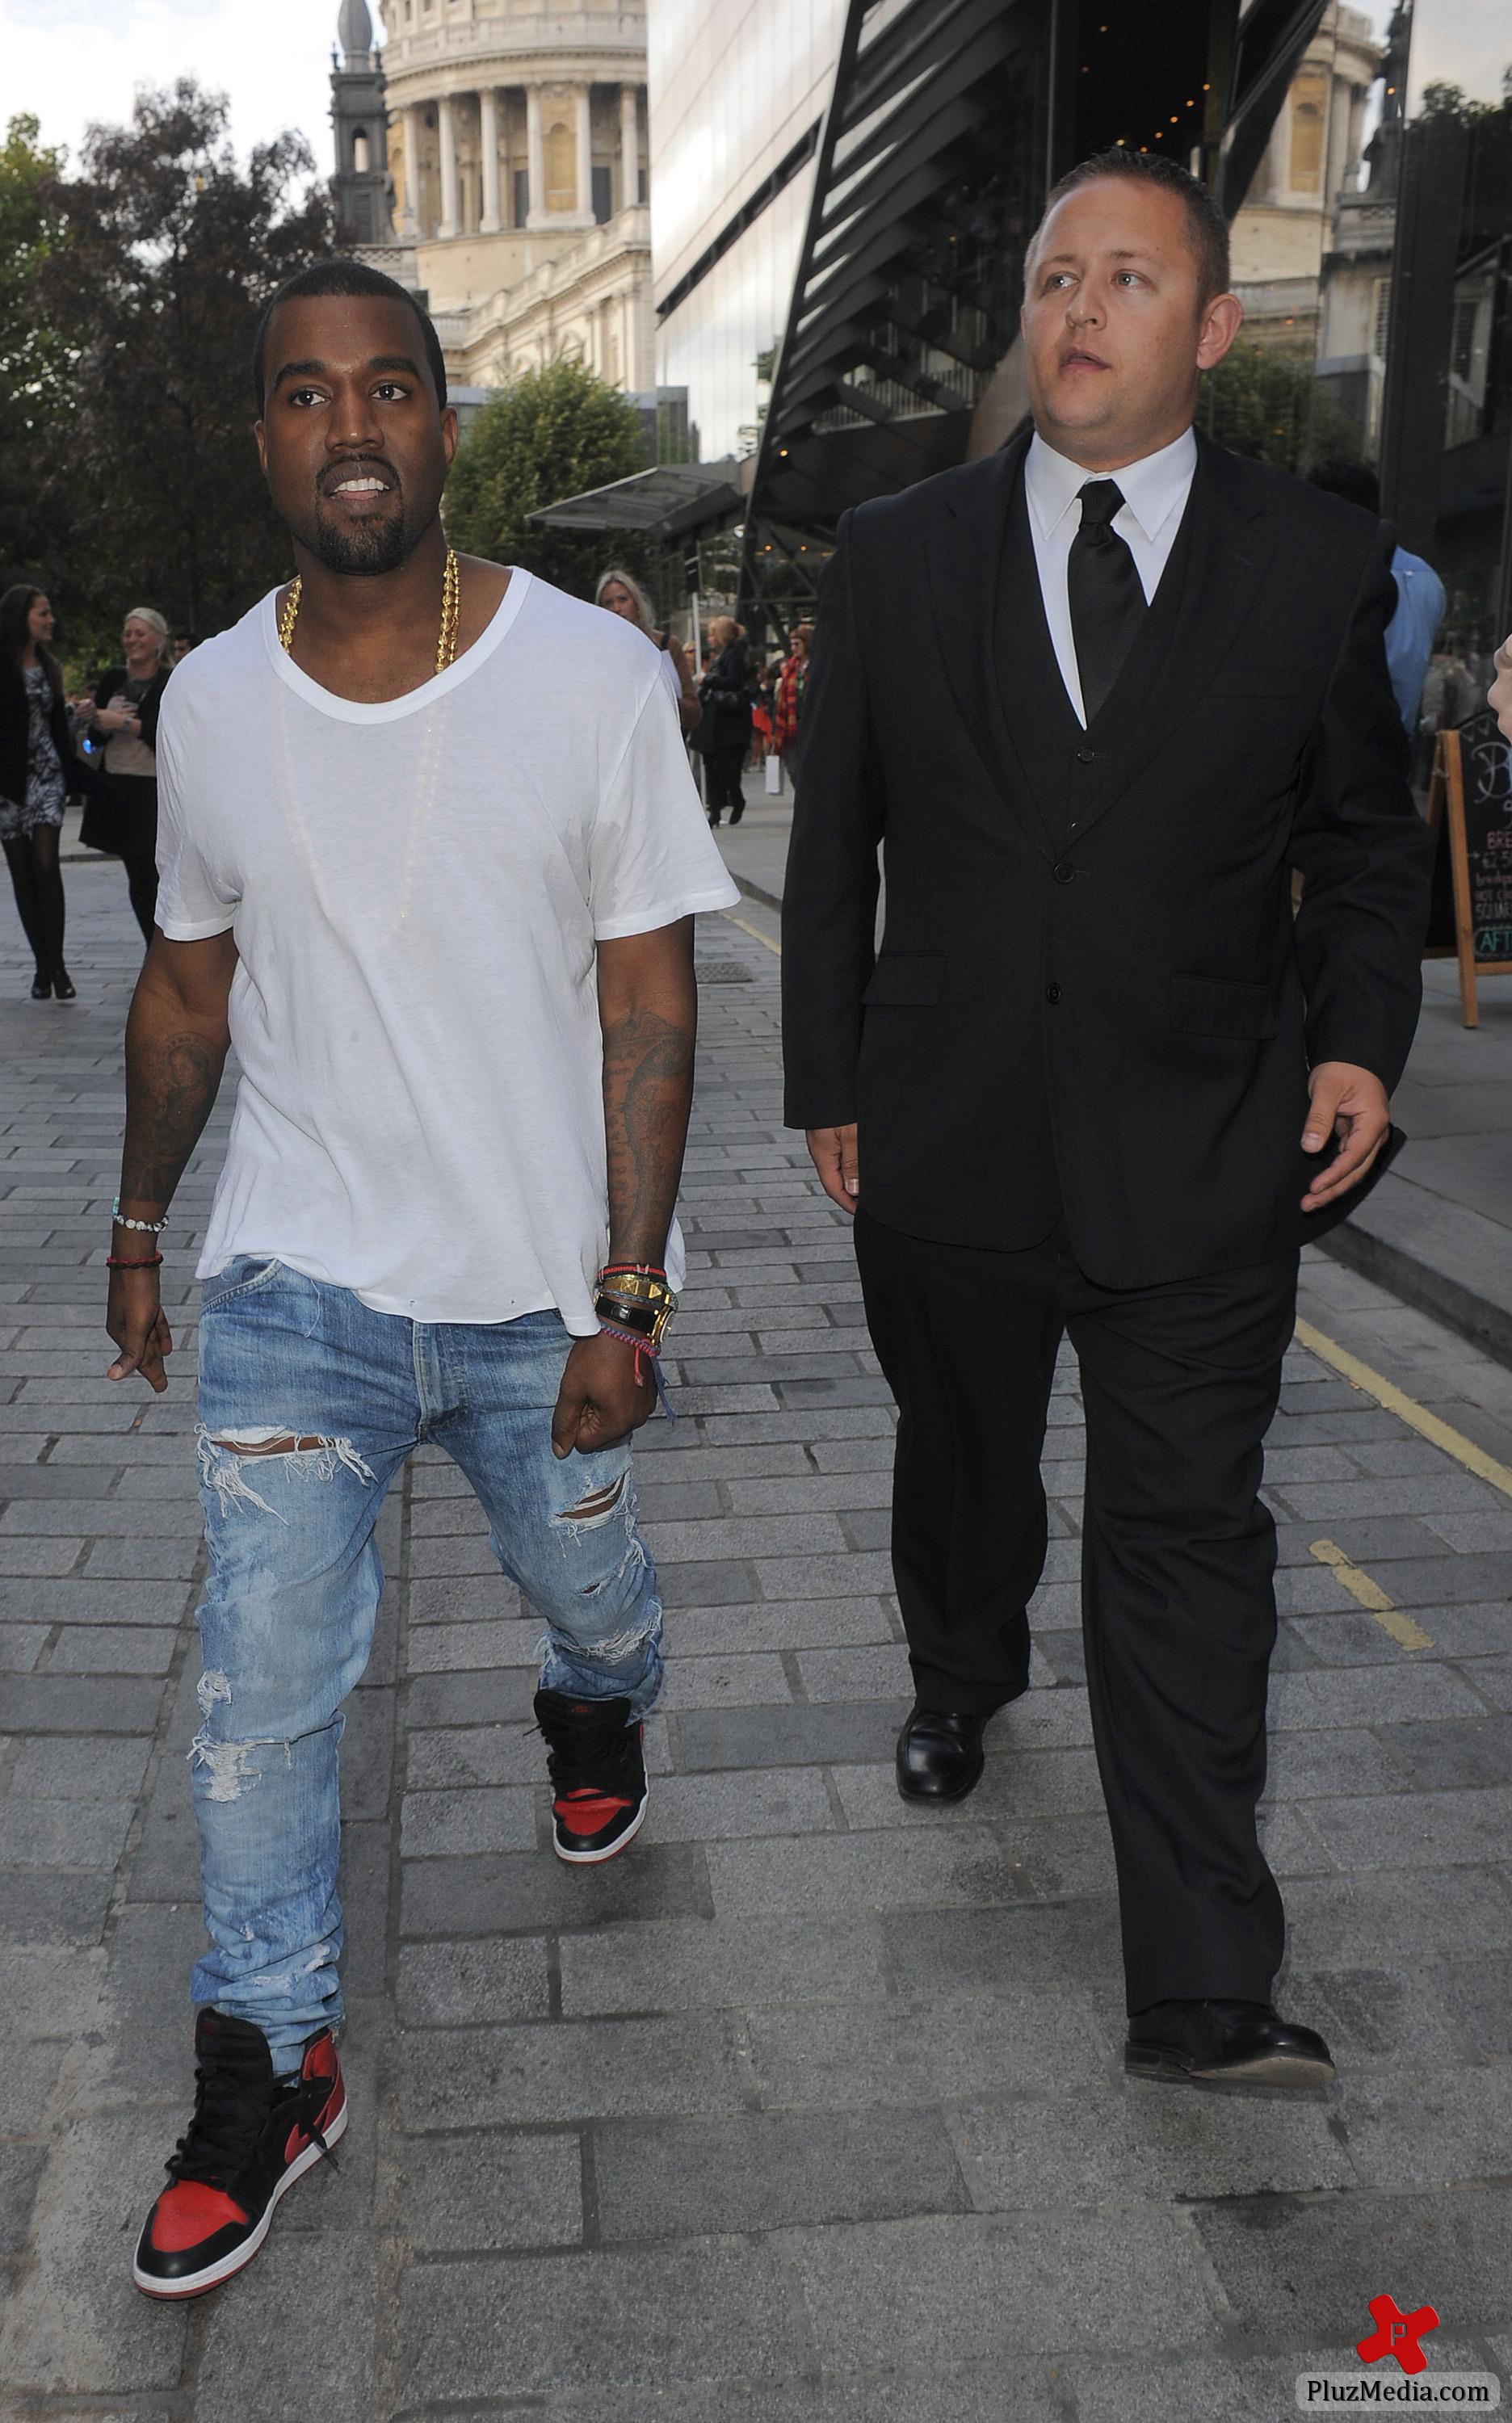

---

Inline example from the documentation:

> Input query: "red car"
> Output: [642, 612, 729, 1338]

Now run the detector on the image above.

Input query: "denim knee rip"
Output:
[196, 1425, 376, 1522]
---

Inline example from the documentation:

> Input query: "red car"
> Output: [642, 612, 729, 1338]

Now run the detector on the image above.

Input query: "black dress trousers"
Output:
[853, 1207, 1296, 2012]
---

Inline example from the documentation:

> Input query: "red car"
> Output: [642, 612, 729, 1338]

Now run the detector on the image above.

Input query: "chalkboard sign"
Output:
[1425, 714, 1512, 1028]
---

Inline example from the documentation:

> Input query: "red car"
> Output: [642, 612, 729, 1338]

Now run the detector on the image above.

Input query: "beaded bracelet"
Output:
[106, 1252, 163, 1270]
[597, 1316, 674, 1417]
[112, 1199, 169, 1233]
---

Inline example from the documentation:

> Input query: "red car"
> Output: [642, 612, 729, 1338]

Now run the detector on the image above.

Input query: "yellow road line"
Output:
[720, 908, 782, 956]
[1308, 1538, 1434, 1650]
[1294, 1316, 1512, 1506]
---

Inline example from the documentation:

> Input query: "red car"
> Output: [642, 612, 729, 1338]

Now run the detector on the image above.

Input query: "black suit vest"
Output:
[995, 467, 1199, 849]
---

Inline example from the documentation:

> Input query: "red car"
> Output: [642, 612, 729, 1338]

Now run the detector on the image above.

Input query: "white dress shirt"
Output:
[1023, 426, 1199, 728]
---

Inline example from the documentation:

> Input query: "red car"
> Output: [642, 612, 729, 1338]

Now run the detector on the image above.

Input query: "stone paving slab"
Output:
[3, 879, 1512, 2415]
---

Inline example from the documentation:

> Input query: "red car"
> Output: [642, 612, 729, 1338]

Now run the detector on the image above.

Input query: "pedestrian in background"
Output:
[693, 613, 752, 826]
[775, 621, 813, 792]
[171, 633, 199, 666]
[77, 607, 173, 944]
[1306, 460, 1446, 737]
[0, 583, 78, 1001]
[594, 568, 701, 737]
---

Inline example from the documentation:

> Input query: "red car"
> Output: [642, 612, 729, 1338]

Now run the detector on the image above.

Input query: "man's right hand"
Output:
[1492, 635, 1512, 740]
[806, 1123, 859, 1215]
[107, 1264, 174, 1393]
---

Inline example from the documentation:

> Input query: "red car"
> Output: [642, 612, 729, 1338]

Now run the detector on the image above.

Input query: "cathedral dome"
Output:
[338, 0, 372, 59]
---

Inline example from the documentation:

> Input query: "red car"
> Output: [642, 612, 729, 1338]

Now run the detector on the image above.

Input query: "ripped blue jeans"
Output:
[191, 1257, 662, 2065]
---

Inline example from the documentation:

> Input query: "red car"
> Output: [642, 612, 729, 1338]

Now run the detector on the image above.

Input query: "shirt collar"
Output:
[1026, 425, 1198, 544]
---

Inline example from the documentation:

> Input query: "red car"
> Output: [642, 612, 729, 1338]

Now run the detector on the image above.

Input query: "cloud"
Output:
[2, 0, 344, 170]
[10, 0, 223, 22]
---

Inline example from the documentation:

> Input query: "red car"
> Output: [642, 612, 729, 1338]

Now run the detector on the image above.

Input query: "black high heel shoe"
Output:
[52, 968, 76, 1002]
[31, 971, 51, 1000]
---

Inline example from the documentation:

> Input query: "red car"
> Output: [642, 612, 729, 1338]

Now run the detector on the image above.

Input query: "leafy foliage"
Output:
[443, 359, 650, 598]
[1196, 340, 1363, 475]
[5, 82, 333, 669]
[0, 116, 74, 598]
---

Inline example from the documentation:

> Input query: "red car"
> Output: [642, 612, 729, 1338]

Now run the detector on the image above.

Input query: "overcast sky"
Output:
[2, 0, 366, 176]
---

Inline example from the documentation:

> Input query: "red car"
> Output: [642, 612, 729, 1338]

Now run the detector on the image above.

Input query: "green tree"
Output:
[31, 79, 333, 662]
[443, 359, 650, 597]
[1196, 340, 1363, 473]
[0, 115, 75, 606]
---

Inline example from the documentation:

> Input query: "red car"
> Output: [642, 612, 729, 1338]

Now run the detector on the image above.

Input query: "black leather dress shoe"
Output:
[896, 1705, 987, 1802]
[1126, 1998, 1335, 2089]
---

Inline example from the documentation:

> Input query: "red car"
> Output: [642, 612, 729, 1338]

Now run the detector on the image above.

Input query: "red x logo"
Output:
[1358, 2294, 1440, 2375]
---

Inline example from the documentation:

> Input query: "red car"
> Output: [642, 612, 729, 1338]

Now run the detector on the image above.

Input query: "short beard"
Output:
[304, 496, 417, 577]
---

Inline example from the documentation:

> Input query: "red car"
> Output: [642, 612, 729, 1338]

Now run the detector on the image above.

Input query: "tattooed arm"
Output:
[551, 918, 698, 1457]
[106, 930, 237, 1393]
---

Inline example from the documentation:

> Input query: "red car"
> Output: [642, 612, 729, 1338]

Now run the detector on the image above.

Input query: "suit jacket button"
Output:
[1077, 747, 1096, 764]
[1045, 982, 1062, 1005]
[1053, 863, 1074, 884]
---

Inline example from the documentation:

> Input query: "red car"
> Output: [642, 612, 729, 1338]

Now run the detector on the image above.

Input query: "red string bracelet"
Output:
[106, 1253, 163, 1269]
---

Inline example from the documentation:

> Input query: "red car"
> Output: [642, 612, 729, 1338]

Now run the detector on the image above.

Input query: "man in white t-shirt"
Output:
[105, 258, 738, 2302]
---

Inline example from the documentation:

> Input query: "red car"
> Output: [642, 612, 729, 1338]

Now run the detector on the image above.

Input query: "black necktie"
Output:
[1067, 478, 1147, 726]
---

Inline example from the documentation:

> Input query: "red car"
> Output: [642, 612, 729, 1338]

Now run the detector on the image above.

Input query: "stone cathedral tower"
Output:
[330, 0, 392, 246]
[328, 0, 654, 401]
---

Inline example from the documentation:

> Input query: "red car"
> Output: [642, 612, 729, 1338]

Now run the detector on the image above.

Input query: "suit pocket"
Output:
[862, 954, 944, 1007]
[1170, 973, 1277, 1040]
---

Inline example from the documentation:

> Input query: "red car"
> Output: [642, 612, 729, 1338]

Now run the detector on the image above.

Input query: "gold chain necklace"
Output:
[278, 547, 461, 676]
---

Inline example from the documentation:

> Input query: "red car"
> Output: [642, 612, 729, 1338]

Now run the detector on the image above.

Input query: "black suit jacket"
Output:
[780, 430, 1434, 1287]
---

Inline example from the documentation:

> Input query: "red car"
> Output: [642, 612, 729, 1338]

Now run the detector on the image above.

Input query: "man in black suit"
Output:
[781, 151, 1432, 2089]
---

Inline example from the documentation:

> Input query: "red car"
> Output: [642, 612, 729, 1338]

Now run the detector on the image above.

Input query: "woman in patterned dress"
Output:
[0, 586, 76, 1001]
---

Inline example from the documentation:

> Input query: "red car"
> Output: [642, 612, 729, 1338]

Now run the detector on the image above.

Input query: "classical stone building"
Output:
[330, 0, 654, 395]
[1228, 2, 1383, 352]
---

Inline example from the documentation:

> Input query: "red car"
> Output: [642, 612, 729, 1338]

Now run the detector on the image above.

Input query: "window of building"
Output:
[545, 121, 576, 213]
[1289, 72, 1328, 192]
[353, 129, 370, 173]
[513, 166, 528, 227]
[592, 163, 612, 224]
[1372, 276, 1392, 363]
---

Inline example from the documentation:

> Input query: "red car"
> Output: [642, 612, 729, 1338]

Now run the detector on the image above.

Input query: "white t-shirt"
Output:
[155, 569, 740, 1329]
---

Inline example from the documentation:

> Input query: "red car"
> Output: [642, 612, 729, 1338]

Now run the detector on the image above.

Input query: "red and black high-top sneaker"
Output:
[132, 2009, 346, 2299]
[534, 1687, 648, 1865]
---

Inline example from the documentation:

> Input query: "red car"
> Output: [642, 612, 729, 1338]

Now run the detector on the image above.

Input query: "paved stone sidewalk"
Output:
[3, 863, 1512, 2420]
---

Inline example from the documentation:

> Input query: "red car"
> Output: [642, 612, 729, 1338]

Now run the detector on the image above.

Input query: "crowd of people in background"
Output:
[590, 573, 821, 833]
[0, 586, 191, 998]
[6, 536, 1510, 1002]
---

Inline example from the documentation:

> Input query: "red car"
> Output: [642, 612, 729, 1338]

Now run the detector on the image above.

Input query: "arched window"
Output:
[1289, 73, 1328, 192]
[545, 120, 576, 213]
[353, 129, 370, 173]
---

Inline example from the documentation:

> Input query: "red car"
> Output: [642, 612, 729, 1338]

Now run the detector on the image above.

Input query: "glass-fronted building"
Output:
[649, 1, 847, 464]
[649, 0, 1510, 664]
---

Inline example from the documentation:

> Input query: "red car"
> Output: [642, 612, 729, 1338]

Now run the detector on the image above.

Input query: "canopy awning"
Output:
[529, 458, 746, 542]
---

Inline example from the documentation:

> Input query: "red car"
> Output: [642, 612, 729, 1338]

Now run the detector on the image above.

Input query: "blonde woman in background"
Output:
[595, 569, 702, 737]
[78, 606, 174, 944]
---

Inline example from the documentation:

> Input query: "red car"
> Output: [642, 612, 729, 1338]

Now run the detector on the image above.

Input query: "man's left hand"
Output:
[1300, 1060, 1391, 1212]
[551, 1331, 657, 1457]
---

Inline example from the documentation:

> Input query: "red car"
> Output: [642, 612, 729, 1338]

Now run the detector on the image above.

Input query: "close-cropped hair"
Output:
[253, 258, 449, 414]
[1029, 149, 1231, 303]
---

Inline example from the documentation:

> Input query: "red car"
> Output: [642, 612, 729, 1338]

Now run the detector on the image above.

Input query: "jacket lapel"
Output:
[1069, 433, 1276, 846]
[923, 430, 1056, 862]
